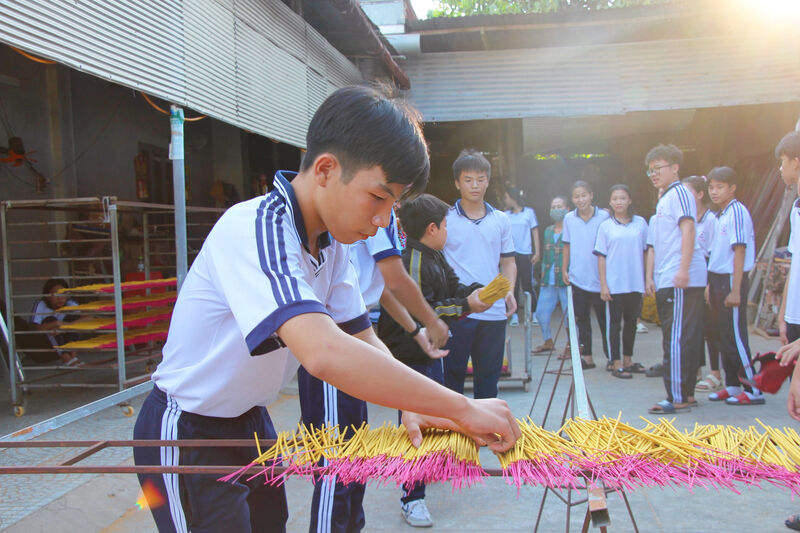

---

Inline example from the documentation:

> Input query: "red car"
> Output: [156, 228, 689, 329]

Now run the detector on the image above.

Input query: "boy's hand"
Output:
[600, 285, 611, 302]
[467, 288, 492, 313]
[401, 411, 462, 448]
[724, 291, 740, 308]
[504, 292, 517, 317]
[454, 398, 521, 453]
[704, 286, 710, 305]
[779, 318, 789, 345]
[672, 270, 689, 289]
[531, 254, 540, 265]
[777, 338, 800, 367]
[412, 329, 449, 360]
[562, 271, 570, 286]
[645, 277, 655, 297]
[425, 318, 450, 349]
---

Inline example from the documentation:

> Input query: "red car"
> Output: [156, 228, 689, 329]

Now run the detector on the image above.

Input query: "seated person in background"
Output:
[30, 278, 81, 366]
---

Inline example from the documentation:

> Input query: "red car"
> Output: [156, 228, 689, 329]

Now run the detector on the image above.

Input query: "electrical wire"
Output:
[10, 46, 56, 65]
[140, 92, 206, 122]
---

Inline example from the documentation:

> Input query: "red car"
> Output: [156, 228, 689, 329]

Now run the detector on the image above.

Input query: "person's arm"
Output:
[673, 218, 695, 289]
[725, 246, 746, 307]
[787, 351, 800, 421]
[645, 247, 655, 296]
[278, 313, 521, 450]
[562, 243, 571, 285]
[531, 227, 541, 264]
[500, 255, 517, 317]
[779, 273, 791, 345]
[598, 255, 611, 301]
[379, 290, 441, 358]
[778, 337, 800, 366]
[378, 256, 449, 348]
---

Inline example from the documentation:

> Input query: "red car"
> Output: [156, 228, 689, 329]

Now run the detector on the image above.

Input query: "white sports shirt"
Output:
[707, 199, 755, 274]
[593, 215, 648, 294]
[349, 210, 402, 310]
[785, 199, 800, 325]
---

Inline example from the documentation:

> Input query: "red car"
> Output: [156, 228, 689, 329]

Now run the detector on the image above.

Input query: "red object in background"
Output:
[125, 271, 165, 298]
[740, 352, 794, 394]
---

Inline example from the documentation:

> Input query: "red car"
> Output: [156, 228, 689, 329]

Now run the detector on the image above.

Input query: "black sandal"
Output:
[786, 514, 800, 531]
[581, 359, 596, 370]
[611, 368, 633, 379]
[606, 361, 615, 372]
[624, 362, 646, 374]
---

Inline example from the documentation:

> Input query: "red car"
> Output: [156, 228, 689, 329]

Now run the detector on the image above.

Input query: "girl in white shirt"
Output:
[504, 186, 540, 324]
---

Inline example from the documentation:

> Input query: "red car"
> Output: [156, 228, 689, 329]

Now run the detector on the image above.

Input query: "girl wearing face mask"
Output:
[532, 196, 570, 353]
[595, 185, 649, 378]
[562, 181, 610, 369]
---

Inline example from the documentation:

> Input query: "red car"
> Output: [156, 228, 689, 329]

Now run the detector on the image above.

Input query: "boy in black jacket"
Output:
[378, 194, 491, 528]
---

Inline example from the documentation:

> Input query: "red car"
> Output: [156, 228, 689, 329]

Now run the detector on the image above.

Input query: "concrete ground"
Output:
[1, 312, 799, 532]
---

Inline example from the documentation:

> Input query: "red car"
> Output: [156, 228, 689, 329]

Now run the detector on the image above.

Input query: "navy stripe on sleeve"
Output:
[337, 312, 371, 335]
[246, 300, 329, 355]
[372, 249, 401, 262]
[500, 251, 516, 258]
[592, 250, 606, 257]
[675, 184, 693, 217]
[255, 195, 287, 306]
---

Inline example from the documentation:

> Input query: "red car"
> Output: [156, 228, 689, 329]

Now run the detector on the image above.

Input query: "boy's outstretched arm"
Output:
[500, 255, 517, 317]
[278, 312, 521, 452]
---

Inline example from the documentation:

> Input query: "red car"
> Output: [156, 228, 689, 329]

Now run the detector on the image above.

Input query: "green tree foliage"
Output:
[429, 0, 669, 18]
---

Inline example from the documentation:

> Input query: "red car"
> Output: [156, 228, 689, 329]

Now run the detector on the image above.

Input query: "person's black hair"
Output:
[775, 131, 800, 160]
[41, 278, 69, 295]
[505, 185, 525, 207]
[551, 194, 569, 206]
[398, 194, 450, 240]
[645, 144, 683, 166]
[608, 184, 634, 217]
[453, 149, 491, 181]
[301, 85, 429, 198]
[707, 166, 738, 185]
[571, 180, 592, 195]
[681, 175, 709, 205]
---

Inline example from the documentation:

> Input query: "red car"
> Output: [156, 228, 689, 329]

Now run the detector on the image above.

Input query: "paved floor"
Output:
[1, 314, 798, 532]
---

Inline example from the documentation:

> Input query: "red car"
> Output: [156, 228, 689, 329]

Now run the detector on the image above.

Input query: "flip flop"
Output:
[709, 389, 736, 402]
[624, 363, 646, 374]
[648, 400, 691, 414]
[605, 361, 615, 372]
[725, 392, 766, 406]
[611, 368, 633, 379]
[581, 359, 596, 370]
[695, 374, 723, 392]
[785, 514, 800, 531]
[645, 363, 663, 378]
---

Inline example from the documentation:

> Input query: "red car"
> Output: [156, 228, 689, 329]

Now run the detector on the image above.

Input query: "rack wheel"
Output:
[121, 405, 135, 417]
[13, 405, 25, 417]
[523, 381, 530, 393]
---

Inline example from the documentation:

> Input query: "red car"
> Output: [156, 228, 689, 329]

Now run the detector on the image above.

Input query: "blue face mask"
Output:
[550, 208, 567, 221]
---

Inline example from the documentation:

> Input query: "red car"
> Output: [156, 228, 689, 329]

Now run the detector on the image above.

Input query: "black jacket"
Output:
[377, 238, 482, 364]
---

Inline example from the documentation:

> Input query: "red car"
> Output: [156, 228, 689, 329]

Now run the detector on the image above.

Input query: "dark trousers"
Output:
[396, 359, 444, 504]
[789, 323, 800, 344]
[708, 273, 755, 392]
[704, 303, 722, 371]
[514, 253, 535, 308]
[571, 286, 608, 357]
[444, 318, 507, 399]
[297, 367, 368, 533]
[604, 292, 642, 361]
[656, 287, 704, 404]
[133, 386, 288, 533]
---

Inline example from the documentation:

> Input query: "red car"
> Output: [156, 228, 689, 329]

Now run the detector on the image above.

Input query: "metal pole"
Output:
[565, 285, 590, 420]
[1, 203, 19, 407]
[108, 202, 126, 392]
[142, 211, 150, 280]
[169, 105, 188, 291]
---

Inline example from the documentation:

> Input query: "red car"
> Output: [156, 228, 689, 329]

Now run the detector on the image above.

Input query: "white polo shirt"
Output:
[562, 206, 610, 292]
[505, 207, 538, 255]
[152, 171, 368, 417]
[444, 200, 515, 321]
[593, 215, 648, 294]
[785, 199, 800, 325]
[696, 210, 717, 259]
[349, 210, 402, 310]
[708, 199, 755, 274]
[30, 298, 78, 324]
[649, 181, 707, 290]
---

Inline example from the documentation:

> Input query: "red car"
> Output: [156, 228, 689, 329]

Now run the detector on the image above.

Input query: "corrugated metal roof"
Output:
[0, 0, 362, 148]
[404, 34, 800, 122]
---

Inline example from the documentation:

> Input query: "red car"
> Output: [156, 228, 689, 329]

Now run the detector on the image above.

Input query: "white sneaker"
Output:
[401, 499, 433, 528]
[531, 314, 539, 325]
[510, 313, 519, 326]
[636, 322, 648, 334]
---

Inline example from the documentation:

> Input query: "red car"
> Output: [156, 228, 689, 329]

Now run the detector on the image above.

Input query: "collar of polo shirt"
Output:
[273, 171, 332, 251]
[454, 199, 494, 224]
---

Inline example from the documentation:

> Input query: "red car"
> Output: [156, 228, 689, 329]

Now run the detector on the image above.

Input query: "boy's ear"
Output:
[426, 221, 438, 236]
[311, 153, 341, 187]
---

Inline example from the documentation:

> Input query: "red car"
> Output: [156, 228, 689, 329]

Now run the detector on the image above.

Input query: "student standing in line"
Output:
[504, 186, 540, 326]
[704, 166, 763, 406]
[533, 195, 570, 354]
[644, 144, 707, 415]
[562, 180, 610, 369]
[681, 176, 723, 394]
[443, 149, 517, 399]
[378, 194, 491, 528]
[132, 86, 520, 533]
[595, 185, 648, 379]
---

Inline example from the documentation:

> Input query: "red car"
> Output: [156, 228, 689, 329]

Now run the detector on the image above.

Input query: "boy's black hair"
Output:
[682, 175, 709, 203]
[301, 85, 429, 198]
[453, 149, 491, 181]
[552, 194, 569, 206]
[505, 185, 525, 206]
[41, 278, 68, 295]
[609, 184, 634, 217]
[775, 131, 800, 160]
[707, 166, 738, 185]
[645, 144, 683, 166]
[571, 180, 592, 195]
[398, 194, 450, 241]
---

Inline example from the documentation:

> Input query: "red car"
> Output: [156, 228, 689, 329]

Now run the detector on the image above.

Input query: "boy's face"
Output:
[571, 187, 592, 211]
[454, 170, 489, 202]
[780, 155, 800, 187]
[428, 217, 448, 251]
[318, 162, 405, 244]
[647, 159, 679, 189]
[707, 180, 735, 207]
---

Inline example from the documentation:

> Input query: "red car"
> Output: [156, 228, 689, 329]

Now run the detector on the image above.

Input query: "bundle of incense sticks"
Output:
[478, 274, 511, 304]
[222, 417, 800, 496]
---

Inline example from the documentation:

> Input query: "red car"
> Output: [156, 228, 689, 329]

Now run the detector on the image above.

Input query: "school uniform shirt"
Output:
[562, 206, 610, 292]
[30, 298, 78, 325]
[785, 199, 800, 324]
[152, 171, 368, 418]
[707, 199, 755, 275]
[349, 210, 402, 310]
[593, 215, 648, 294]
[444, 200, 515, 321]
[505, 207, 538, 255]
[696, 210, 717, 259]
[649, 181, 707, 290]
